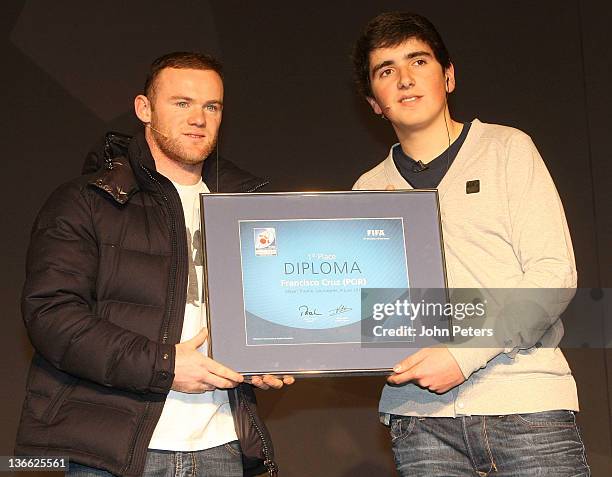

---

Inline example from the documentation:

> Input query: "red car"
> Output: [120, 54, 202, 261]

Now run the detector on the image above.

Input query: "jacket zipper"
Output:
[238, 387, 278, 476]
[123, 165, 178, 474]
[122, 401, 150, 474]
[141, 165, 176, 345]
[244, 180, 270, 193]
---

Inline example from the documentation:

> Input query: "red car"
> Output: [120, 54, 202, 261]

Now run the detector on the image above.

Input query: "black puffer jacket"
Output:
[15, 131, 276, 476]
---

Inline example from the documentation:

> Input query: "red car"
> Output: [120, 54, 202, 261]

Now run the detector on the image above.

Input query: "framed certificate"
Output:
[200, 191, 449, 376]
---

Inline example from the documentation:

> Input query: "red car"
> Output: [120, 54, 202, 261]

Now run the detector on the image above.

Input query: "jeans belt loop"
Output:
[380, 412, 391, 426]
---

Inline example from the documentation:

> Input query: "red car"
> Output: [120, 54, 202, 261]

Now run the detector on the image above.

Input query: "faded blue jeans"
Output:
[67, 441, 242, 477]
[389, 411, 590, 476]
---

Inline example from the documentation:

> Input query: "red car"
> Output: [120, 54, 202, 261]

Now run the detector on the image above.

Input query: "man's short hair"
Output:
[144, 51, 224, 101]
[352, 12, 451, 98]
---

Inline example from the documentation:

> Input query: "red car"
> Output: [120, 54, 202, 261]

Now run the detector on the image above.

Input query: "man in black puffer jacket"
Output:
[15, 52, 292, 477]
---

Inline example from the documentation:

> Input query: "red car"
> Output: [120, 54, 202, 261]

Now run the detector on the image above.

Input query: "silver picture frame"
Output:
[200, 190, 449, 377]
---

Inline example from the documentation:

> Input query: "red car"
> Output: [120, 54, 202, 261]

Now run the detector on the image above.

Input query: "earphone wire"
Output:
[443, 80, 452, 176]
[215, 131, 219, 193]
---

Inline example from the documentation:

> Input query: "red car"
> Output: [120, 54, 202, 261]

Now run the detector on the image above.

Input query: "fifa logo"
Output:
[367, 229, 385, 237]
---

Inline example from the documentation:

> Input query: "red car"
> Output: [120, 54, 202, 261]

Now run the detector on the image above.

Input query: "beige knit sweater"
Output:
[354, 119, 578, 416]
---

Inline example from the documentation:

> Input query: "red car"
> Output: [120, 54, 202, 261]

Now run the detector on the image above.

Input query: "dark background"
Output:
[2, 1, 611, 475]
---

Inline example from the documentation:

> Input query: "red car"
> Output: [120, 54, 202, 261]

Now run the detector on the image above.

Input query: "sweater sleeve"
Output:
[448, 132, 577, 379]
[501, 132, 577, 346]
[506, 134, 577, 286]
[21, 182, 175, 395]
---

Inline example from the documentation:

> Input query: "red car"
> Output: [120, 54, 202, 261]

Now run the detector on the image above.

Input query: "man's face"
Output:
[147, 68, 223, 165]
[367, 38, 452, 132]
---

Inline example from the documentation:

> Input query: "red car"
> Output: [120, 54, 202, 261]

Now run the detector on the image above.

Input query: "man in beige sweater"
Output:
[352, 12, 589, 476]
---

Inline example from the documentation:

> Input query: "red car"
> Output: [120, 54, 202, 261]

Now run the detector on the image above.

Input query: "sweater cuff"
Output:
[149, 343, 175, 394]
[446, 347, 500, 380]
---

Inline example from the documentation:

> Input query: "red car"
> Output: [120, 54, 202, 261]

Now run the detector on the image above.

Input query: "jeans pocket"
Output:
[514, 410, 576, 428]
[390, 416, 416, 442]
[223, 440, 242, 458]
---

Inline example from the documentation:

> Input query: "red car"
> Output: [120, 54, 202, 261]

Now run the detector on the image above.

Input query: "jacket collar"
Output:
[88, 130, 269, 204]
[87, 131, 154, 204]
[89, 159, 139, 204]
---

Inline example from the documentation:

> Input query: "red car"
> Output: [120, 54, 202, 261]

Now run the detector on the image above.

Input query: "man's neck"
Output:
[395, 114, 464, 164]
[144, 129, 203, 186]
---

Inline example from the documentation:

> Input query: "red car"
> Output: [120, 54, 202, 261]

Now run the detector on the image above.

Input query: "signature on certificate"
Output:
[299, 305, 323, 316]
[328, 305, 353, 316]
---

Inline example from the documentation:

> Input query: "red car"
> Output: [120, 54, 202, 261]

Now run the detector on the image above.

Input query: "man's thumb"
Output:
[187, 328, 209, 348]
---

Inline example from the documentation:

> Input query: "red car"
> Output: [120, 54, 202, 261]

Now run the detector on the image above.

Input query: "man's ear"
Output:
[444, 63, 456, 94]
[366, 96, 384, 116]
[134, 95, 152, 123]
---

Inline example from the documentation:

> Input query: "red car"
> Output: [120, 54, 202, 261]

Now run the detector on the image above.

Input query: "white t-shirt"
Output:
[148, 180, 238, 451]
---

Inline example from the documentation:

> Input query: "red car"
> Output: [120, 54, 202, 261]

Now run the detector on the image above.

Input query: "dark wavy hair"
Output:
[352, 12, 451, 97]
[144, 51, 223, 101]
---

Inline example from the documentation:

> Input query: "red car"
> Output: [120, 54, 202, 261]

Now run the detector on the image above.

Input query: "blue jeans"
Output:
[389, 411, 590, 476]
[67, 441, 243, 477]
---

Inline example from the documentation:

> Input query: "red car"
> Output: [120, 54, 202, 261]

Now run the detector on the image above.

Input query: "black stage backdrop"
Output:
[1, 1, 611, 475]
